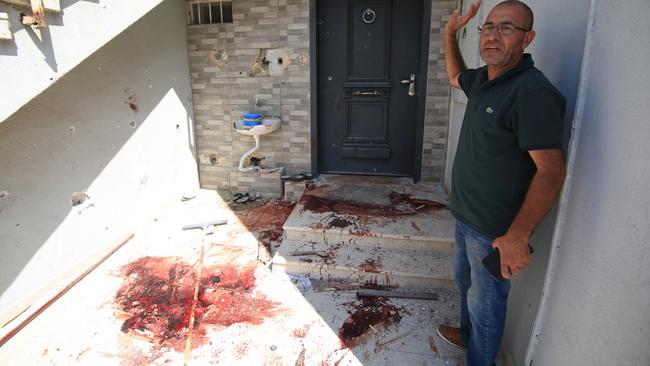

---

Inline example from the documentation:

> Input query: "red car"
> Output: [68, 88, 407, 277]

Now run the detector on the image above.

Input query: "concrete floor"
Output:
[0, 187, 507, 365]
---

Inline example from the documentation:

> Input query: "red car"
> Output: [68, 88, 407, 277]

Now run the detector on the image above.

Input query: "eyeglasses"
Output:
[477, 24, 531, 35]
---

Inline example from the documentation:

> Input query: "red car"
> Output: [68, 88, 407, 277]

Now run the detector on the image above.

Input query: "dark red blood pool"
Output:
[231, 200, 296, 253]
[300, 189, 446, 217]
[338, 296, 401, 348]
[114, 257, 280, 351]
[328, 217, 353, 228]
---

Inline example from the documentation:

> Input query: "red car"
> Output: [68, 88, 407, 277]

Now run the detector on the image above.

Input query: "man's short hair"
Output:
[497, 0, 534, 30]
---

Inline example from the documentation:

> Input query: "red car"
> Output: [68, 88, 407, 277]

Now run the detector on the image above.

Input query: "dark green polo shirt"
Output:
[450, 54, 566, 238]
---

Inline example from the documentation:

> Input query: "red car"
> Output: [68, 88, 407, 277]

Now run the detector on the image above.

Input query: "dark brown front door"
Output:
[317, 0, 427, 176]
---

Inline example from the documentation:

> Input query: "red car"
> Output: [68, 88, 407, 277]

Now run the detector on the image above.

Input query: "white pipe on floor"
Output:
[238, 134, 261, 172]
[524, 0, 598, 364]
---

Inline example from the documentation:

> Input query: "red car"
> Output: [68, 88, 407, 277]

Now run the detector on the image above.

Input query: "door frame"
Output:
[309, 0, 432, 182]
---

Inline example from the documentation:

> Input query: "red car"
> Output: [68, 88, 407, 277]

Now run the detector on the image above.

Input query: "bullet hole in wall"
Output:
[71, 192, 89, 207]
[250, 49, 270, 77]
[298, 53, 310, 65]
[209, 49, 228, 67]
[250, 49, 289, 77]
[201, 152, 220, 166]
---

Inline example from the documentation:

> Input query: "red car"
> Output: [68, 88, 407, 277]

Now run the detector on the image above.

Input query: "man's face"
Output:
[479, 4, 534, 70]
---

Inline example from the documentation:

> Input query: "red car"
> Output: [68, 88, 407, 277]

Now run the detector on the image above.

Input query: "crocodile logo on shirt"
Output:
[486, 106, 494, 114]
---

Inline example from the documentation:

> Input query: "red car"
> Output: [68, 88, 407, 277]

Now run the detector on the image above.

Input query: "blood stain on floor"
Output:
[428, 335, 439, 353]
[114, 256, 281, 352]
[327, 217, 353, 229]
[359, 258, 382, 273]
[300, 188, 446, 218]
[338, 295, 401, 348]
[230, 200, 296, 254]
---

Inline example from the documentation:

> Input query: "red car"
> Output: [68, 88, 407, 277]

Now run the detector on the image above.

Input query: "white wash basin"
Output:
[233, 116, 281, 171]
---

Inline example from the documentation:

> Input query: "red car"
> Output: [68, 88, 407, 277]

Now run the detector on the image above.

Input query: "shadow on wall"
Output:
[0, 0, 196, 309]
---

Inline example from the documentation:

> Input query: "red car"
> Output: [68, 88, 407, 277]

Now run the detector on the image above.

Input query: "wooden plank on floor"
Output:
[0, 233, 134, 346]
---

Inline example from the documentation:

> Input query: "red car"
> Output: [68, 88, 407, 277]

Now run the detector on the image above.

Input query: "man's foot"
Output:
[436, 325, 467, 350]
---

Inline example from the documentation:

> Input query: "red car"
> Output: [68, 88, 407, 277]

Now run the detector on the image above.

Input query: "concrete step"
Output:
[283, 203, 455, 252]
[282, 176, 455, 251]
[272, 239, 455, 290]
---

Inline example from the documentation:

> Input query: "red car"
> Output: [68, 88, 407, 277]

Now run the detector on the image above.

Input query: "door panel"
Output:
[317, 0, 424, 175]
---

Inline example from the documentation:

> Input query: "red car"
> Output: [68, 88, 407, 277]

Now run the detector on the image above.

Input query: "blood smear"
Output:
[114, 257, 280, 351]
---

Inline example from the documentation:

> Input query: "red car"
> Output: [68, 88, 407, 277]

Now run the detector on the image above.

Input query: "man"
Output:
[437, 1, 567, 365]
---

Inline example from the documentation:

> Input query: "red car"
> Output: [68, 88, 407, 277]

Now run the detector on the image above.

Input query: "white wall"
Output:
[444, 0, 483, 190]
[0, 0, 198, 310]
[502, 0, 591, 363]
[0, 0, 165, 122]
[530, 0, 650, 364]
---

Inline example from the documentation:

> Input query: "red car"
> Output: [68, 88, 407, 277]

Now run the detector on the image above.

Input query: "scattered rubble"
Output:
[287, 274, 313, 292]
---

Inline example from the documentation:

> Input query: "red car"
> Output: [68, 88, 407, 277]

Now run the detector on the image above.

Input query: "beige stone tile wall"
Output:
[422, 0, 456, 182]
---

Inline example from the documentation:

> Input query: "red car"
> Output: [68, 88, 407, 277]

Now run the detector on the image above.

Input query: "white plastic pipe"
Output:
[238, 134, 261, 172]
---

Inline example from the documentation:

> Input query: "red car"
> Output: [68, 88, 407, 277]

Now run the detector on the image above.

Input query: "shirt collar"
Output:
[479, 53, 535, 83]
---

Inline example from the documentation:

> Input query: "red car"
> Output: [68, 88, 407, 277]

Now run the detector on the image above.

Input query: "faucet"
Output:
[255, 98, 263, 109]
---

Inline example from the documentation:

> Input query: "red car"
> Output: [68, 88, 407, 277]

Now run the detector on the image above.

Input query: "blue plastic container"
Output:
[242, 113, 262, 120]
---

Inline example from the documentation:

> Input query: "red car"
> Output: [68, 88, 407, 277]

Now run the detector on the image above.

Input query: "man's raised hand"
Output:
[445, 0, 482, 35]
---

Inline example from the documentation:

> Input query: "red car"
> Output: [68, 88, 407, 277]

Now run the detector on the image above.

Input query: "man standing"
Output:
[437, 1, 567, 365]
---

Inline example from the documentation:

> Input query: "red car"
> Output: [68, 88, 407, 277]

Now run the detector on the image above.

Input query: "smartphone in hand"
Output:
[481, 244, 534, 280]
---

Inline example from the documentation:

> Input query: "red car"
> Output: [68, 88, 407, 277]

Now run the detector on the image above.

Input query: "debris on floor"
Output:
[231, 191, 260, 204]
[287, 274, 312, 293]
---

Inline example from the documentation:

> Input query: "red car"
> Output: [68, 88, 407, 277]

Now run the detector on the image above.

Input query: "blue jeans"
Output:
[454, 220, 511, 366]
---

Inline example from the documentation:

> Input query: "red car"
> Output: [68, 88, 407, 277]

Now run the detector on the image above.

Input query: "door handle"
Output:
[401, 74, 416, 96]
[353, 90, 381, 96]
